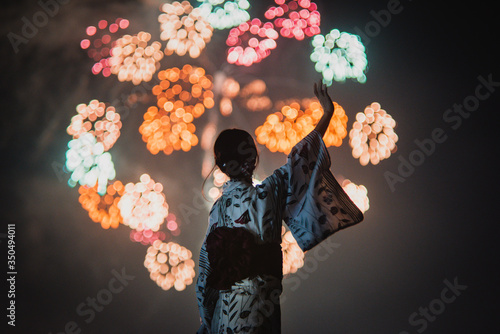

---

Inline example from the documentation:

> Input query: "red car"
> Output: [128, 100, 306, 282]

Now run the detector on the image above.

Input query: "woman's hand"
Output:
[313, 80, 335, 137]
[314, 80, 334, 115]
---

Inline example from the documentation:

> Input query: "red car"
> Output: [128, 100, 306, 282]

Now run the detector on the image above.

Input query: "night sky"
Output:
[1, 0, 498, 333]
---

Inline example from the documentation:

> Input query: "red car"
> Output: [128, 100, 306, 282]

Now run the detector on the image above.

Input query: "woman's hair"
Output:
[213, 129, 258, 179]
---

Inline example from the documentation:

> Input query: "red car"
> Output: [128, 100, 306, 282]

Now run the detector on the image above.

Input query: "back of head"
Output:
[214, 129, 258, 179]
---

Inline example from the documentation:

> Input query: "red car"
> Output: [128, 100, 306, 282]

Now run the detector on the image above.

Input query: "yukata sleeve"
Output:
[282, 130, 364, 251]
[195, 203, 221, 334]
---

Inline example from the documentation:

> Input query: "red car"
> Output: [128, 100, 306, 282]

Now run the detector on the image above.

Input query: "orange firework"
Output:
[139, 106, 199, 155]
[145, 240, 196, 291]
[304, 100, 348, 147]
[67, 100, 122, 151]
[109, 31, 164, 85]
[153, 64, 214, 118]
[78, 180, 125, 229]
[349, 102, 398, 166]
[158, 0, 213, 58]
[140, 65, 213, 155]
[255, 100, 347, 154]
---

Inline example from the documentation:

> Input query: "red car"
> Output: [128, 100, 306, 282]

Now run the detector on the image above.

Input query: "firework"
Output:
[197, 0, 251, 30]
[139, 106, 199, 155]
[67, 100, 122, 151]
[226, 19, 279, 66]
[341, 179, 369, 213]
[140, 65, 213, 155]
[349, 102, 398, 166]
[108, 31, 164, 85]
[80, 18, 130, 77]
[307, 100, 348, 147]
[145, 240, 196, 291]
[311, 29, 368, 85]
[78, 181, 124, 229]
[264, 0, 320, 40]
[153, 65, 214, 118]
[255, 100, 347, 154]
[118, 174, 169, 231]
[159, 1, 213, 58]
[65, 132, 116, 195]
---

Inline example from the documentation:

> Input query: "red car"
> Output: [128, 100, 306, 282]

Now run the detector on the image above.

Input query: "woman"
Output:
[196, 81, 364, 333]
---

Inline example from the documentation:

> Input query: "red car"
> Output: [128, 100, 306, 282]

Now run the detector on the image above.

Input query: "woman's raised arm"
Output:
[313, 80, 335, 137]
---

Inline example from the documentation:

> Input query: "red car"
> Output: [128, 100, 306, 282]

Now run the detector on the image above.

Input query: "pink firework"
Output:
[226, 19, 279, 66]
[80, 18, 130, 77]
[264, 0, 320, 40]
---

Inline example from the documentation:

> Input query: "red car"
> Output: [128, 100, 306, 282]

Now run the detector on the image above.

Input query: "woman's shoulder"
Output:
[259, 164, 289, 188]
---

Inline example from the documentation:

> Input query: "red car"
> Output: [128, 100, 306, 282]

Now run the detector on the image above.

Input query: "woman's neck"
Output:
[230, 176, 252, 184]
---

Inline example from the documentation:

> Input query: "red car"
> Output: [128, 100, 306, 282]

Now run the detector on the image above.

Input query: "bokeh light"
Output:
[80, 18, 130, 77]
[204, 167, 265, 202]
[264, 0, 321, 40]
[108, 31, 164, 85]
[341, 179, 369, 213]
[281, 226, 305, 275]
[349, 102, 398, 166]
[201, 122, 218, 178]
[326, 102, 348, 146]
[145, 240, 196, 291]
[166, 213, 181, 236]
[221, 77, 241, 99]
[256, 103, 312, 154]
[78, 180, 125, 229]
[130, 229, 167, 245]
[239, 79, 272, 112]
[67, 100, 122, 151]
[65, 132, 116, 195]
[219, 76, 240, 116]
[310, 29, 368, 85]
[140, 65, 213, 155]
[226, 19, 279, 66]
[198, 0, 251, 30]
[159, 1, 213, 58]
[118, 174, 169, 231]
[153, 65, 214, 118]
[139, 106, 199, 155]
[216, 77, 272, 115]
[255, 100, 347, 154]
[206, 167, 230, 201]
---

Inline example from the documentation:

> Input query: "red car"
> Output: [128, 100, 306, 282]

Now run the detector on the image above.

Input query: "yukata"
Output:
[196, 130, 364, 334]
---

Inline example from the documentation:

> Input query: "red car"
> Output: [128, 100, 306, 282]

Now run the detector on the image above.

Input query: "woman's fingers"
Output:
[314, 80, 332, 102]
[314, 81, 321, 98]
[314, 80, 325, 97]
